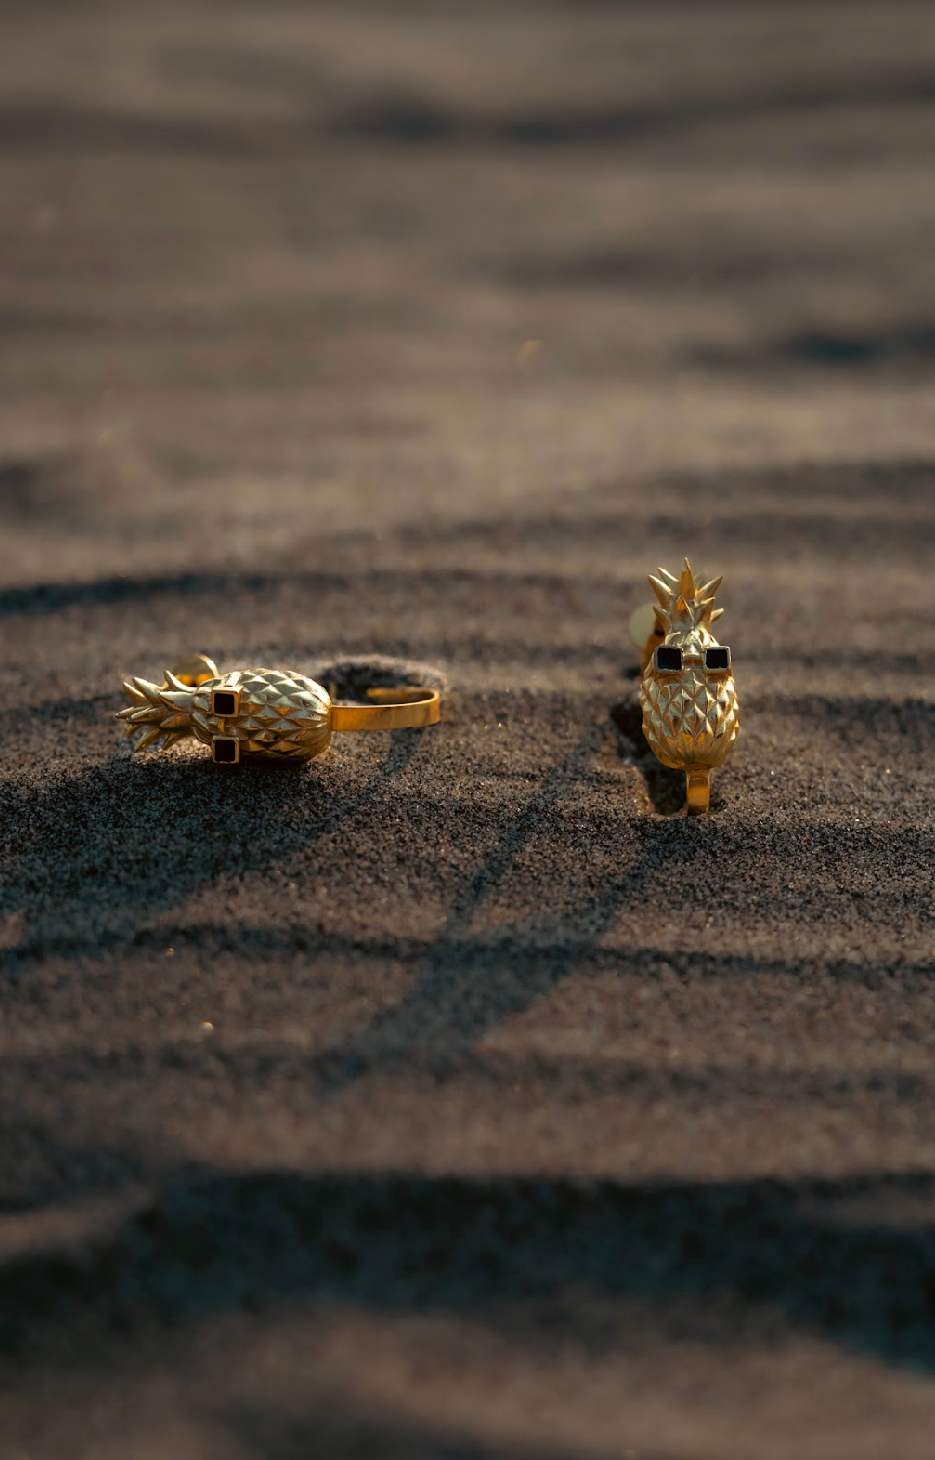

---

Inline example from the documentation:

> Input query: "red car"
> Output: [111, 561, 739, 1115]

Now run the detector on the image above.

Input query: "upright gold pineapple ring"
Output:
[633, 558, 740, 813]
[117, 654, 441, 764]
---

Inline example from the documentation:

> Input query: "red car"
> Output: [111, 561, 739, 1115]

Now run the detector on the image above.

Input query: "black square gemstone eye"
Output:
[705, 646, 731, 672]
[212, 737, 240, 764]
[655, 645, 683, 672]
[212, 690, 238, 716]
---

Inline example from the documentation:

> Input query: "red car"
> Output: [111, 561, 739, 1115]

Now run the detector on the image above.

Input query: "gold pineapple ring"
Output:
[633, 558, 740, 814]
[117, 654, 441, 765]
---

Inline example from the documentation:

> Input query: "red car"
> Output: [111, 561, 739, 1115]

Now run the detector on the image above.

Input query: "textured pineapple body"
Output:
[641, 653, 739, 770]
[636, 557, 740, 798]
[192, 668, 332, 761]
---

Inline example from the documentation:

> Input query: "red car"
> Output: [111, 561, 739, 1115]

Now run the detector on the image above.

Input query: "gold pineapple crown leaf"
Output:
[647, 556, 724, 633]
[116, 671, 194, 752]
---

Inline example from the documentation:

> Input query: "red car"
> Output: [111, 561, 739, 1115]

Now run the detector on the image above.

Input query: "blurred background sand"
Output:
[1, 4, 935, 1457]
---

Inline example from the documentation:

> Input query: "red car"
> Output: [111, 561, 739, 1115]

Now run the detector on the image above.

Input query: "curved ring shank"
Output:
[685, 768, 711, 813]
[330, 686, 441, 733]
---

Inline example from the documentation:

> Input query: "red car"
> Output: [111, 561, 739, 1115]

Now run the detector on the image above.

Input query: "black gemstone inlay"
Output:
[655, 645, 683, 672]
[705, 646, 731, 671]
[213, 737, 239, 764]
[212, 690, 237, 716]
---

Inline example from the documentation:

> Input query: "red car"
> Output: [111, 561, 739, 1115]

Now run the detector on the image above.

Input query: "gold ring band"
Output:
[330, 685, 440, 733]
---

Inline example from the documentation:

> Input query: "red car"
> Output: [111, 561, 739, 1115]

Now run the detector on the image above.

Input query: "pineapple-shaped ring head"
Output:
[639, 558, 740, 795]
[117, 660, 332, 763]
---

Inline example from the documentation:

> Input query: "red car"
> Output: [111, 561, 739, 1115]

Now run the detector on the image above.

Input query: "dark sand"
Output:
[2, 3, 935, 1456]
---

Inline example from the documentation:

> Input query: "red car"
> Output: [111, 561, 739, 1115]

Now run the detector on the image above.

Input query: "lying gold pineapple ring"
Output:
[633, 558, 740, 813]
[117, 654, 441, 764]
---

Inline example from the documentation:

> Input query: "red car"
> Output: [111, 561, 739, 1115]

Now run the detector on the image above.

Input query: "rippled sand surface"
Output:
[2, 3, 935, 1456]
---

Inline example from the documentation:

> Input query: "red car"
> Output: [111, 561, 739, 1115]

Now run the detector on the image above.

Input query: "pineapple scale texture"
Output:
[638, 557, 740, 775]
[641, 664, 739, 770]
[191, 668, 332, 760]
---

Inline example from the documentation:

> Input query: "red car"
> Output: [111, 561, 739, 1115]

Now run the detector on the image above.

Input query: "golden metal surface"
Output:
[638, 558, 740, 814]
[166, 654, 220, 687]
[117, 659, 440, 764]
[330, 686, 442, 732]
